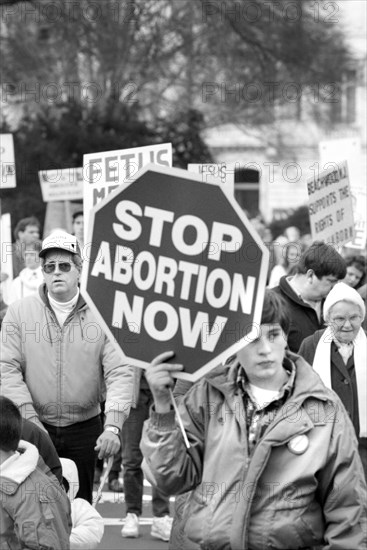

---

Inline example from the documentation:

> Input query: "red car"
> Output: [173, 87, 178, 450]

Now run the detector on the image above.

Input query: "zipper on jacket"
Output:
[240, 446, 272, 549]
[44, 305, 63, 422]
[238, 404, 313, 549]
[44, 306, 60, 345]
[58, 309, 83, 419]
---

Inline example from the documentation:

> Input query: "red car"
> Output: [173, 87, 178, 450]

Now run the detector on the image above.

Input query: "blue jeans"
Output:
[43, 415, 102, 503]
[121, 387, 170, 517]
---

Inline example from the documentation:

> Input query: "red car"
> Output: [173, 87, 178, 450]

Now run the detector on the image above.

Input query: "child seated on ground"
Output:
[0, 396, 72, 549]
[61, 458, 104, 549]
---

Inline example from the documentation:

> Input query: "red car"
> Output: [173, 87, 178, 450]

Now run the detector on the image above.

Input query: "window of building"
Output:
[234, 168, 260, 217]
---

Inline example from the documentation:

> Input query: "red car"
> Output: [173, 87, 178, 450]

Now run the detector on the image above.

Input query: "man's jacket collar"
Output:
[38, 283, 87, 312]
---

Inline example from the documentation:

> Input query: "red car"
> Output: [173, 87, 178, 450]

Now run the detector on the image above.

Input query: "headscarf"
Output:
[323, 281, 365, 321]
[313, 282, 366, 437]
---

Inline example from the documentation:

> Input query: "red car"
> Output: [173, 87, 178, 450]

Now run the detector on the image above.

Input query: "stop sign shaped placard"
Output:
[81, 164, 269, 381]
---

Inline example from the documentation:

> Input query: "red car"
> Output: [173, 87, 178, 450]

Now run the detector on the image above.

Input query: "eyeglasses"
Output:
[330, 315, 362, 326]
[43, 262, 73, 274]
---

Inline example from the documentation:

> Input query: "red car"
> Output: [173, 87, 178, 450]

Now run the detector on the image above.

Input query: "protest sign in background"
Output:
[1, 213, 13, 301]
[307, 161, 355, 247]
[81, 164, 269, 381]
[319, 138, 366, 250]
[38, 168, 84, 202]
[83, 143, 172, 242]
[0, 134, 16, 189]
[187, 163, 235, 193]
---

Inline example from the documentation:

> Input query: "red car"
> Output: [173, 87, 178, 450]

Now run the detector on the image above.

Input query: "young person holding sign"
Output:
[141, 291, 366, 550]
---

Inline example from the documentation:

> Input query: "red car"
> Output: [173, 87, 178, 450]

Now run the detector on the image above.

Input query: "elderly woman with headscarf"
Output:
[298, 282, 366, 477]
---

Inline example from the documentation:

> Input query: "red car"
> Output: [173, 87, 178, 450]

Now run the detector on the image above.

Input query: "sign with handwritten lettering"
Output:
[307, 161, 355, 246]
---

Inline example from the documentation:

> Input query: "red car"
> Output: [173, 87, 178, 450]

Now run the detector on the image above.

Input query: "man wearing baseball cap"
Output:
[1, 231, 137, 503]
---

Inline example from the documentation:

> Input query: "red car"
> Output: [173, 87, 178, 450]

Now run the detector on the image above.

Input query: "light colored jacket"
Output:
[61, 458, 104, 549]
[0, 285, 138, 428]
[7, 267, 44, 304]
[0, 440, 72, 550]
[141, 353, 367, 550]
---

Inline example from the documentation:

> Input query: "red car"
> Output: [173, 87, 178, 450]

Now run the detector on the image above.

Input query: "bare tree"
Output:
[0, 0, 352, 131]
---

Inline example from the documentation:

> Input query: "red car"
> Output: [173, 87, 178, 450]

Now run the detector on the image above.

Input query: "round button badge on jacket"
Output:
[287, 434, 309, 455]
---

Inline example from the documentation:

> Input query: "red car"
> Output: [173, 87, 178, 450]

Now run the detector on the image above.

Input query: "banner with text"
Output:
[319, 138, 366, 249]
[81, 164, 269, 381]
[0, 134, 16, 189]
[187, 163, 235, 193]
[83, 143, 172, 242]
[38, 168, 83, 202]
[1, 213, 13, 299]
[307, 161, 355, 247]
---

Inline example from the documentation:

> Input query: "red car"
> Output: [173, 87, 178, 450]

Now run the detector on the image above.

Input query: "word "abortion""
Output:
[90, 201, 256, 352]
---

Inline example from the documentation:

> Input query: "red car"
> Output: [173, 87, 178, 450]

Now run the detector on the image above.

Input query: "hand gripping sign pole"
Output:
[169, 388, 191, 449]
[151, 351, 191, 449]
[81, 163, 269, 446]
[93, 455, 114, 508]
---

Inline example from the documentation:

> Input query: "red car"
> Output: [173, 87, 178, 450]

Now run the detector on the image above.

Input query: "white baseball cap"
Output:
[39, 231, 81, 258]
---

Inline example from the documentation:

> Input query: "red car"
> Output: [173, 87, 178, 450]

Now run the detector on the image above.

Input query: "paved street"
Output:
[94, 481, 173, 550]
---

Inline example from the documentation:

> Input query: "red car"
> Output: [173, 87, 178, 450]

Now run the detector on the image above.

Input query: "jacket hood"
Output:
[206, 351, 331, 408]
[60, 457, 79, 501]
[0, 440, 39, 485]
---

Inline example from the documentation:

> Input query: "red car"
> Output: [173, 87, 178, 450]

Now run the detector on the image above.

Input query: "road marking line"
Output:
[95, 479, 152, 488]
[94, 492, 175, 504]
[103, 517, 157, 526]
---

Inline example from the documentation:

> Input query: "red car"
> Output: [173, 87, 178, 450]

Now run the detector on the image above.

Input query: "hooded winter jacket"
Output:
[141, 353, 367, 550]
[21, 418, 63, 484]
[0, 440, 72, 550]
[60, 458, 104, 549]
[0, 284, 138, 428]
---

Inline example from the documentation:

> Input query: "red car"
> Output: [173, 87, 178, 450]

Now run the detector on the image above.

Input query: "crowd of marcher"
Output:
[0, 214, 366, 549]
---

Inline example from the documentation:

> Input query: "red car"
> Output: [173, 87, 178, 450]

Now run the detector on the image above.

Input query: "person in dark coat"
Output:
[273, 241, 346, 351]
[298, 282, 366, 477]
[21, 417, 63, 485]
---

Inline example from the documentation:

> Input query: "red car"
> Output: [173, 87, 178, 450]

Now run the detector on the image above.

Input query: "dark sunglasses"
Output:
[43, 262, 73, 274]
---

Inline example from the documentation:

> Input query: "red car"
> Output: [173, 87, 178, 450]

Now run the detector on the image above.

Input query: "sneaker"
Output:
[121, 513, 139, 538]
[108, 478, 124, 492]
[151, 515, 173, 542]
